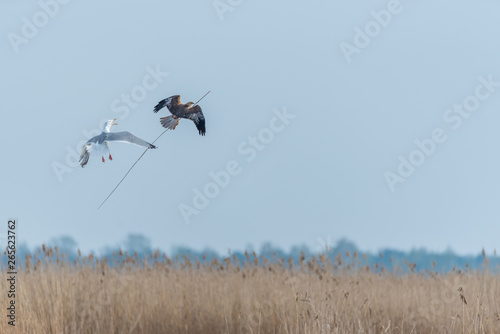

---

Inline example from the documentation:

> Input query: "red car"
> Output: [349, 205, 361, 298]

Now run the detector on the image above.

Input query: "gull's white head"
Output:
[103, 118, 117, 132]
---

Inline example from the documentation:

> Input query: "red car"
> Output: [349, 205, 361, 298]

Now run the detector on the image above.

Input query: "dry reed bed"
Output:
[1, 247, 499, 333]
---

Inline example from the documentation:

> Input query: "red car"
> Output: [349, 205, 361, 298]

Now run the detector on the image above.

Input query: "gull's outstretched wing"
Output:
[175, 105, 206, 136]
[105, 131, 157, 149]
[80, 134, 104, 167]
[79, 143, 93, 168]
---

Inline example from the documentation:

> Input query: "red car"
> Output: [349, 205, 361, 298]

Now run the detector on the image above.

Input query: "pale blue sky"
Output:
[2, 0, 500, 255]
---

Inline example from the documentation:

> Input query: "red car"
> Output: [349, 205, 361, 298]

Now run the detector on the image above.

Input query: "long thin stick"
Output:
[193, 90, 210, 105]
[97, 129, 167, 209]
[97, 91, 211, 209]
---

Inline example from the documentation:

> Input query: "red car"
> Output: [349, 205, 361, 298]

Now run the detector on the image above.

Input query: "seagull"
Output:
[153, 95, 206, 136]
[79, 119, 157, 168]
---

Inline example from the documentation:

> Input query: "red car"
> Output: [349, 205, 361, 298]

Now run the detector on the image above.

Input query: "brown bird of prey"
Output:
[153, 95, 206, 136]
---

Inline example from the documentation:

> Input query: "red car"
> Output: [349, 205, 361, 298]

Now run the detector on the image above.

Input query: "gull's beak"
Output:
[113, 118, 117, 125]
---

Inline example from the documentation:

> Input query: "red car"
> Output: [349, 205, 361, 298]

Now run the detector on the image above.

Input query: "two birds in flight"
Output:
[79, 95, 206, 167]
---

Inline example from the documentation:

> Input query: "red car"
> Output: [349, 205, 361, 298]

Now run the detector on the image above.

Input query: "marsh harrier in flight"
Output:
[153, 95, 206, 136]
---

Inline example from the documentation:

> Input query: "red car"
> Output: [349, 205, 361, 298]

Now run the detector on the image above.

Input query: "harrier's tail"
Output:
[160, 116, 180, 130]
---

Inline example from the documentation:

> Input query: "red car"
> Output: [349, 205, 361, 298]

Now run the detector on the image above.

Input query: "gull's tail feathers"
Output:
[160, 116, 180, 130]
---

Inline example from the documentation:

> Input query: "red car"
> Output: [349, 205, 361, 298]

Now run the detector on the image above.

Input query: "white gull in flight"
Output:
[79, 119, 156, 168]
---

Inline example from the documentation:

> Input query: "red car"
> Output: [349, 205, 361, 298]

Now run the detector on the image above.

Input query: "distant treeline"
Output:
[3, 234, 499, 273]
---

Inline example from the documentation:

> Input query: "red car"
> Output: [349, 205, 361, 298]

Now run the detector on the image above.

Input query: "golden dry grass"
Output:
[1, 248, 500, 333]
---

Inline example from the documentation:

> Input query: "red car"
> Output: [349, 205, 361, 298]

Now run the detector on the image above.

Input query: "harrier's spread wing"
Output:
[153, 95, 180, 113]
[175, 105, 206, 136]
